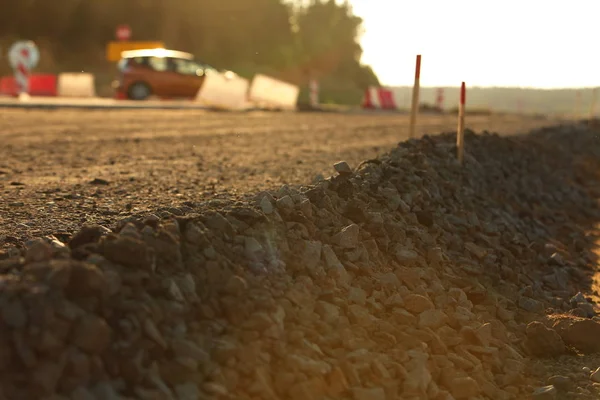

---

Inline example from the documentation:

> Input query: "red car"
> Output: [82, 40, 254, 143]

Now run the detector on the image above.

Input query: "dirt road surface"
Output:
[0, 109, 558, 247]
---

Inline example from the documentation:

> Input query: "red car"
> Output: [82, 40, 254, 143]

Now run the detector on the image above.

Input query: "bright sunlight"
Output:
[350, 0, 600, 88]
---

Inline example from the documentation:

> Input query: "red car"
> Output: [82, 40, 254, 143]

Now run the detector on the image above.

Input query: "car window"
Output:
[170, 58, 202, 76]
[147, 57, 168, 72]
[118, 57, 147, 71]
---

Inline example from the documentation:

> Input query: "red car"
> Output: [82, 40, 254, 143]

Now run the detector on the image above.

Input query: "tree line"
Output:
[0, 0, 379, 104]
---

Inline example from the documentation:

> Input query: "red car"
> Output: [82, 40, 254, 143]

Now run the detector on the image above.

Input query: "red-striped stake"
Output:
[457, 82, 466, 164]
[408, 54, 421, 138]
[436, 88, 444, 110]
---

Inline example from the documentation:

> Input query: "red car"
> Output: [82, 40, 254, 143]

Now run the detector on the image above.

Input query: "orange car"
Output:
[113, 48, 217, 100]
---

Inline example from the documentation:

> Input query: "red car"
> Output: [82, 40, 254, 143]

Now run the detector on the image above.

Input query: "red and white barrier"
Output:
[0, 73, 96, 98]
[0, 69, 303, 112]
[57, 73, 96, 98]
[248, 74, 299, 110]
[195, 71, 250, 110]
[362, 87, 398, 110]
[0, 74, 58, 97]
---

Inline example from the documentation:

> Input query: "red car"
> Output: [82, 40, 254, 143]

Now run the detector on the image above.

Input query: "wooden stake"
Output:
[409, 55, 421, 138]
[457, 82, 466, 164]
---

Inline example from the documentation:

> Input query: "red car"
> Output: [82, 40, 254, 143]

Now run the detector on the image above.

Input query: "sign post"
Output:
[8, 40, 40, 97]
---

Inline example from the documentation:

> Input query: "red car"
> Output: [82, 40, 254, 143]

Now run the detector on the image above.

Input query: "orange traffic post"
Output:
[408, 55, 421, 138]
[456, 82, 466, 164]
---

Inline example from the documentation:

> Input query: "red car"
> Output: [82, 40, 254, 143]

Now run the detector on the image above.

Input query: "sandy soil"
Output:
[0, 109, 559, 247]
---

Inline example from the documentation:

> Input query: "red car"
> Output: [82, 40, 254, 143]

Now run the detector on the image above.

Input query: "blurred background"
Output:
[0, 0, 379, 104]
[0, 0, 598, 112]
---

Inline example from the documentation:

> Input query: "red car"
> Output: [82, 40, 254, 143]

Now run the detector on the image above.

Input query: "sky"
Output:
[349, 0, 600, 88]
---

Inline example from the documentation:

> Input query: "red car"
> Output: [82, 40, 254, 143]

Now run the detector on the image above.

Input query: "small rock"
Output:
[559, 319, 600, 353]
[315, 301, 340, 323]
[465, 242, 487, 260]
[347, 287, 367, 305]
[102, 236, 154, 271]
[72, 315, 111, 354]
[591, 367, 600, 383]
[352, 387, 386, 400]
[519, 296, 545, 313]
[25, 239, 53, 263]
[395, 248, 420, 263]
[524, 321, 565, 357]
[92, 381, 122, 400]
[89, 178, 110, 185]
[333, 161, 352, 175]
[418, 309, 449, 329]
[276, 195, 295, 210]
[259, 196, 274, 214]
[223, 275, 248, 296]
[448, 376, 480, 399]
[571, 292, 587, 305]
[531, 385, 557, 399]
[144, 319, 168, 349]
[547, 375, 571, 391]
[33, 361, 64, 394]
[71, 386, 96, 400]
[332, 224, 360, 248]
[1, 298, 27, 329]
[578, 302, 596, 318]
[404, 294, 435, 314]
[175, 382, 200, 400]
[69, 225, 111, 249]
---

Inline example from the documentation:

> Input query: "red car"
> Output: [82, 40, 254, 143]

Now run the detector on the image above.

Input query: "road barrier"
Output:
[0, 73, 95, 98]
[195, 72, 250, 110]
[0, 74, 57, 97]
[0, 71, 301, 112]
[57, 73, 96, 98]
[248, 74, 299, 110]
[362, 87, 397, 110]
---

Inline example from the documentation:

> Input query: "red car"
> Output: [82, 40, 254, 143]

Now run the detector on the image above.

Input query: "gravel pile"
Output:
[1, 122, 600, 400]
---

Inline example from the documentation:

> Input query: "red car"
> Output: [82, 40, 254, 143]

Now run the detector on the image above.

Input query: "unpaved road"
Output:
[0, 109, 559, 247]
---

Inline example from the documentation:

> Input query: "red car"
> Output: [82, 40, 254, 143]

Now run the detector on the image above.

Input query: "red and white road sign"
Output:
[116, 25, 131, 41]
[8, 40, 39, 95]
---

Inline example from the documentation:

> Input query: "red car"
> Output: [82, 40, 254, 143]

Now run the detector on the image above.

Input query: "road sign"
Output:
[8, 41, 39, 94]
[106, 41, 165, 62]
[116, 25, 131, 41]
[8, 41, 39, 70]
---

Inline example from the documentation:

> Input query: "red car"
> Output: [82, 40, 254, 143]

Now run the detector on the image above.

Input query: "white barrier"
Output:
[248, 74, 299, 110]
[57, 73, 96, 98]
[195, 71, 250, 110]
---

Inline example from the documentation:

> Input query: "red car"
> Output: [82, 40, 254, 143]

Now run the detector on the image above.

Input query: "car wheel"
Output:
[127, 82, 151, 100]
